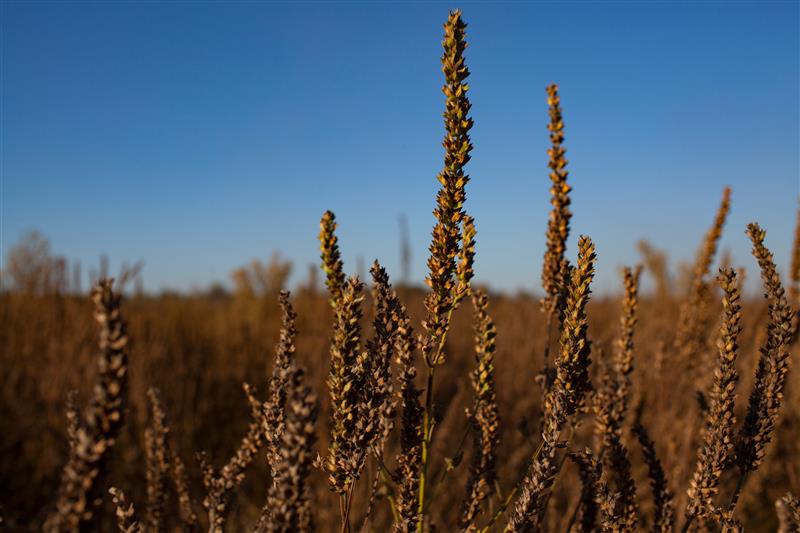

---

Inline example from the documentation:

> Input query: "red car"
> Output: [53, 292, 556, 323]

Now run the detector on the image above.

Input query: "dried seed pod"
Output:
[45, 279, 129, 533]
[634, 423, 674, 533]
[509, 236, 596, 532]
[422, 7, 475, 367]
[320, 210, 345, 306]
[460, 290, 500, 529]
[392, 303, 423, 533]
[685, 269, 742, 520]
[109, 488, 143, 533]
[541, 83, 572, 318]
[262, 361, 319, 533]
[675, 188, 732, 364]
[320, 276, 369, 494]
[776, 493, 800, 533]
[736, 224, 793, 474]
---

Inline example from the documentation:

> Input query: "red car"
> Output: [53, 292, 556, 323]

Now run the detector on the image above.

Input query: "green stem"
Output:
[373, 451, 400, 524]
[417, 301, 460, 531]
[423, 425, 472, 513]
[478, 422, 576, 533]
[538, 446, 570, 526]
[478, 439, 545, 533]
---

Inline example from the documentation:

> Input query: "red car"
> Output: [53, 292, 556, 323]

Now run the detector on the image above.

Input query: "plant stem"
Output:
[373, 451, 401, 524]
[727, 469, 749, 512]
[423, 425, 472, 513]
[340, 484, 355, 533]
[417, 302, 459, 530]
[478, 439, 546, 533]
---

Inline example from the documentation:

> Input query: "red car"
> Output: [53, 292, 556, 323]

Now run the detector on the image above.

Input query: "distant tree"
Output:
[637, 239, 671, 299]
[206, 282, 231, 301]
[3, 230, 58, 293]
[231, 252, 292, 299]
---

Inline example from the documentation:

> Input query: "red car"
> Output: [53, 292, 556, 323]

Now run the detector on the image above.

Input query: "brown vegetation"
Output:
[1, 9, 798, 533]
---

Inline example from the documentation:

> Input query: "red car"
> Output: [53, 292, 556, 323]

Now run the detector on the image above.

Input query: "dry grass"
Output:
[1, 9, 798, 533]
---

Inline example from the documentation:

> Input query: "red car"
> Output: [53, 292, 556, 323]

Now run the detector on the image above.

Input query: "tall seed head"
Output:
[686, 268, 742, 519]
[322, 276, 368, 494]
[551, 235, 596, 417]
[541, 84, 572, 316]
[736, 223, 793, 474]
[423, 8, 474, 365]
[320, 210, 345, 306]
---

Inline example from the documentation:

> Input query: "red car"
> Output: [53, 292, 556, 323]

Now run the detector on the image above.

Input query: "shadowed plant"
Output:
[508, 236, 596, 532]
[727, 224, 794, 520]
[108, 488, 142, 533]
[634, 422, 675, 533]
[460, 289, 500, 530]
[44, 279, 130, 533]
[418, 9, 476, 529]
[199, 383, 266, 533]
[684, 268, 742, 526]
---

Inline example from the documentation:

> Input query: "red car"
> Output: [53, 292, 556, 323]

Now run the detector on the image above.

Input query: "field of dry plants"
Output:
[1, 9, 799, 533]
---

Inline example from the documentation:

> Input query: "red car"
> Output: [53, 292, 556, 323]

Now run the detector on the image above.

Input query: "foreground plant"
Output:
[259, 299, 319, 533]
[108, 388, 197, 532]
[508, 236, 596, 532]
[684, 268, 742, 523]
[460, 290, 500, 530]
[592, 266, 642, 531]
[634, 422, 675, 532]
[199, 383, 266, 533]
[418, 8, 476, 527]
[45, 279, 130, 533]
[729, 225, 794, 509]
[539, 83, 573, 383]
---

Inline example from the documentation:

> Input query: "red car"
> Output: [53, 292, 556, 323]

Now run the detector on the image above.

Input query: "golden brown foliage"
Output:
[1, 10, 797, 533]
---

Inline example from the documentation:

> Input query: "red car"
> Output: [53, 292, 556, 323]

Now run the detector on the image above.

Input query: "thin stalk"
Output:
[478, 440, 546, 533]
[423, 425, 472, 513]
[371, 450, 400, 524]
[340, 484, 355, 533]
[479, 423, 576, 533]
[418, 302, 460, 528]
[542, 426, 575, 519]
[727, 470, 749, 512]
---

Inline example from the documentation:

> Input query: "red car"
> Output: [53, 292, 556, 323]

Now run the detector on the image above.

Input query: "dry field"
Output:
[1, 10, 798, 533]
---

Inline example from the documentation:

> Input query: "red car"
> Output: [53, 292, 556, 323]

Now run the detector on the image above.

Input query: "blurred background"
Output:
[2, 1, 798, 296]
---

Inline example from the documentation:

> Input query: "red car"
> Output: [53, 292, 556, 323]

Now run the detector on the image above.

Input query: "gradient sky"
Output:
[2, 1, 798, 295]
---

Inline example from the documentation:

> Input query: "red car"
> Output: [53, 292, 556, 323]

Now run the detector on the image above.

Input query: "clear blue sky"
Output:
[2, 1, 798, 294]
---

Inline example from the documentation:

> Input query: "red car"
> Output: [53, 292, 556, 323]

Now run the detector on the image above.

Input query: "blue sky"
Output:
[2, 1, 798, 294]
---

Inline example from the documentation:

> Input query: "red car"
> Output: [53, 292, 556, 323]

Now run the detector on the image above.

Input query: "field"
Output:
[1, 9, 798, 533]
